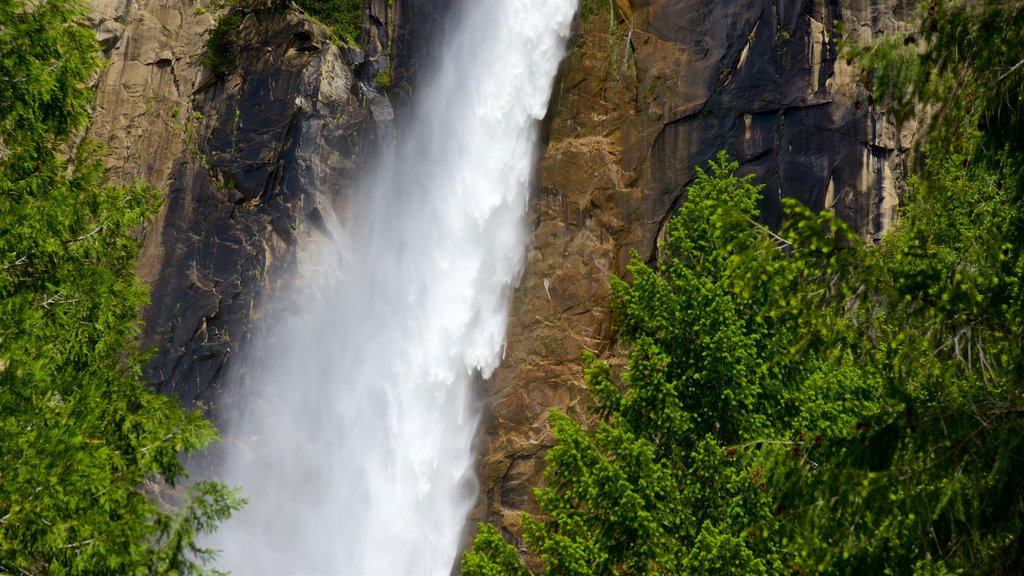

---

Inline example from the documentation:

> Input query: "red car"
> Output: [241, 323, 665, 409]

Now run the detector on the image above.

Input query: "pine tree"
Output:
[464, 150, 1024, 575]
[0, 0, 242, 572]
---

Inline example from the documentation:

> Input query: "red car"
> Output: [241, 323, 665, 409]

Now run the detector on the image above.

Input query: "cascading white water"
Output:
[211, 1, 576, 573]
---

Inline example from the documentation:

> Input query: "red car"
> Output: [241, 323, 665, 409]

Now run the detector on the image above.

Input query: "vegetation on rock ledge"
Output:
[202, 0, 363, 75]
[296, 0, 363, 47]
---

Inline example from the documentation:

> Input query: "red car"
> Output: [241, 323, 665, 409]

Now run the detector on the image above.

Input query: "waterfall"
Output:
[211, 1, 577, 573]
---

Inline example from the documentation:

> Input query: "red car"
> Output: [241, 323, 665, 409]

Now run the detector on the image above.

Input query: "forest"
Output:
[1, 0, 1022, 573]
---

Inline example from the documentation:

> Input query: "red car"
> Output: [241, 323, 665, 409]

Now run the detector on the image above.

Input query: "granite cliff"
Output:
[477, 0, 914, 545]
[85, 0, 402, 417]
[85, 0, 911, 555]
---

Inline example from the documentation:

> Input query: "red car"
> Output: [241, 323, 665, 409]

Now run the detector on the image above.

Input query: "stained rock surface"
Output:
[85, 0, 389, 417]
[478, 0, 915, 547]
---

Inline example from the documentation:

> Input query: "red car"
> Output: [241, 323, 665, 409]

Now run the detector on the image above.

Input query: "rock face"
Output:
[478, 0, 915, 547]
[389, 0, 454, 111]
[86, 0, 390, 414]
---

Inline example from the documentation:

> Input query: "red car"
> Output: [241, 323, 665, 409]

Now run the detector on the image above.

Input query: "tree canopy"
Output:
[0, 0, 241, 573]
[463, 1, 1024, 573]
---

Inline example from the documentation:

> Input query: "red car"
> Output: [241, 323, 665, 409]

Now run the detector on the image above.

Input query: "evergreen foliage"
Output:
[0, 0, 242, 572]
[464, 3, 1024, 570]
[203, 9, 244, 76]
[296, 0, 363, 46]
[202, 0, 363, 74]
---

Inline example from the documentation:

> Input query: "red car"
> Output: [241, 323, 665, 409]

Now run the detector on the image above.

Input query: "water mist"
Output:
[211, 1, 577, 573]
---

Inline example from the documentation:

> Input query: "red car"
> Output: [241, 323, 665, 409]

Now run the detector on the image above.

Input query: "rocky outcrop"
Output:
[480, 0, 915, 548]
[86, 0, 389, 416]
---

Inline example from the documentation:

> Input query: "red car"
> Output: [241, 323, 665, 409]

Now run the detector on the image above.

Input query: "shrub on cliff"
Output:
[0, 0, 242, 572]
[295, 0, 363, 46]
[201, 0, 362, 74]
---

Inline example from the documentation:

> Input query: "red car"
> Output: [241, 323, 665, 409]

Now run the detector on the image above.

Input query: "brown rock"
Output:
[478, 0, 916, 549]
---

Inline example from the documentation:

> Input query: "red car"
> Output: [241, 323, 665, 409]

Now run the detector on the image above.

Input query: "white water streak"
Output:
[212, 1, 576, 573]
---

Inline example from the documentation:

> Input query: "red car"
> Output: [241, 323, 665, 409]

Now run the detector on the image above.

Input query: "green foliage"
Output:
[462, 524, 530, 576]
[0, 0, 98, 148]
[859, 1, 1024, 146]
[202, 0, 362, 74]
[578, 0, 613, 25]
[513, 156, 895, 574]
[151, 482, 247, 575]
[1, 0, 242, 572]
[296, 0, 363, 46]
[465, 149, 1024, 573]
[202, 10, 244, 76]
[202, 0, 287, 76]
